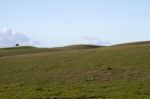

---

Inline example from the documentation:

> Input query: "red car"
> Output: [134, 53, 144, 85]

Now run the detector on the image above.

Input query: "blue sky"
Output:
[0, 0, 150, 47]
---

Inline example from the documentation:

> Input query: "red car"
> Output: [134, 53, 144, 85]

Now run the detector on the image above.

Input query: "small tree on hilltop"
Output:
[16, 44, 19, 47]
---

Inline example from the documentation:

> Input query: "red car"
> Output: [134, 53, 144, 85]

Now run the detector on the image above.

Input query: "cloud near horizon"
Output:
[82, 35, 108, 46]
[0, 28, 37, 47]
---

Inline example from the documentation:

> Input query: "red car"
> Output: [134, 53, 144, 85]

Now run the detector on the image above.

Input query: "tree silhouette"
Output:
[16, 44, 19, 47]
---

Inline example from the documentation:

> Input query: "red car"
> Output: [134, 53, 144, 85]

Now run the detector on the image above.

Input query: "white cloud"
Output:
[82, 35, 108, 46]
[0, 28, 37, 47]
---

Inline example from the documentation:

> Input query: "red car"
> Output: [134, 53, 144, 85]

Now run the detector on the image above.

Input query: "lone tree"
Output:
[15, 44, 19, 47]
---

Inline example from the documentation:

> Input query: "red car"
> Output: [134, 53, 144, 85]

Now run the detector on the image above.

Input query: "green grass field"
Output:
[0, 42, 150, 99]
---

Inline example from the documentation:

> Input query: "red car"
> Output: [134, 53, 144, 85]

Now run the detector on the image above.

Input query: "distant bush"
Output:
[16, 44, 19, 47]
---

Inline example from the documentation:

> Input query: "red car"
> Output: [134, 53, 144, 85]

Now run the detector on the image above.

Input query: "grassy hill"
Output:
[114, 41, 150, 46]
[0, 42, 150, 98]
[0, 45, 102, 57]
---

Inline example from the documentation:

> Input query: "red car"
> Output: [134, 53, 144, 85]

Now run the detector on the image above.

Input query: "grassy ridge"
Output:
[1, 46, 37, 50]
[114, 41, 150, 46]
[0, 42, 150, 98]
[0, 45, 102, 57]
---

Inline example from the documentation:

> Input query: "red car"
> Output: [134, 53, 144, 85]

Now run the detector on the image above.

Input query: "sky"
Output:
[0, 0, 150, 47]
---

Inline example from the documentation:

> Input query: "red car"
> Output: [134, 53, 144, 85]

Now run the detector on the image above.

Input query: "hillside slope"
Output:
[0, 42, 150, 98]
[0, 45, 102, 57]
[114, 41, 150, 46]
